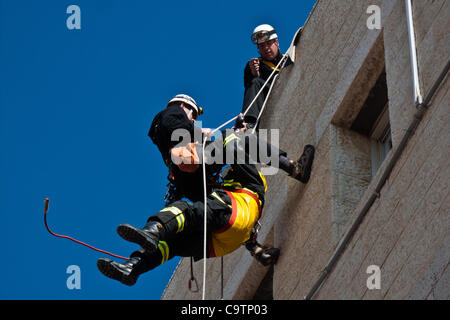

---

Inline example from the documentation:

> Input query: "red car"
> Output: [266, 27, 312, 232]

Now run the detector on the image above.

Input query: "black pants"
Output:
[130, 189, 234, 272]
[234, 131, 287, 164]
[242, 77, 269, 127]
[220, 131, 291, 175]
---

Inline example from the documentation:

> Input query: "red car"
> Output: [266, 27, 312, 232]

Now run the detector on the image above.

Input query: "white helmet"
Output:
[166, 94, 203, 118]
[251, 24, 278, 44]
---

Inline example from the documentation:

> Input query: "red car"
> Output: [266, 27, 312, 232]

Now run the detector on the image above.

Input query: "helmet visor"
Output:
[251, 30, 277, 44]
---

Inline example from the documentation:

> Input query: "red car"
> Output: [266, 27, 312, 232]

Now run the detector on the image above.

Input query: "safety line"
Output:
[251, 73, 280, 134]
[406, 0, 423, 104]
[240, 56, 287, 121]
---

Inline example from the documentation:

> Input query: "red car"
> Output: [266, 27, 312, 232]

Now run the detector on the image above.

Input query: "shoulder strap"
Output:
[260, 59, 280, 72]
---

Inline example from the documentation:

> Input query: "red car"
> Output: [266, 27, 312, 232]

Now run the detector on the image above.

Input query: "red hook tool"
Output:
[44, 198, 128, 260]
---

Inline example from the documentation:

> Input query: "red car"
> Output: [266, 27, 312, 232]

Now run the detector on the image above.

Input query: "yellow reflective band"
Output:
[158, 241, 169, 264]
[223, 180, 242, 189]
[175, 213, 185, 233]
[211, 192, 233, 209]
[223, 133, 239, 147]
[258, 170, 268, 192]
[160, 206, 183, 216]
[160, 206, 185, 233]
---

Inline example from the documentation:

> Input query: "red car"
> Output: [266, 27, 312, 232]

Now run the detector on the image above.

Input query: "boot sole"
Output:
[117, 224, 158, 253]
[97, 258, 137, 286]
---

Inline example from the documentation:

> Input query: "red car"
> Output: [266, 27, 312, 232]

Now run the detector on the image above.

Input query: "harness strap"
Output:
[258, 58, 281, 72]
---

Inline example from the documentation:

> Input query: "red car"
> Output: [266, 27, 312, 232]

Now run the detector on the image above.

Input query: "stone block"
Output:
[408, 233, 450, 299]
[417, 1, 450, 98]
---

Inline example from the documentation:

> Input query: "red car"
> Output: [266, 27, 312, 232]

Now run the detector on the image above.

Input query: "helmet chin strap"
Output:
[187, 109, 194, 121]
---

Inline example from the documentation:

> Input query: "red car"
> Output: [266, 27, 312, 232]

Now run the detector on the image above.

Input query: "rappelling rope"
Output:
[242, 54, 288, 121]
[200, 54, 287, 300]
[251, 73, 280, 135]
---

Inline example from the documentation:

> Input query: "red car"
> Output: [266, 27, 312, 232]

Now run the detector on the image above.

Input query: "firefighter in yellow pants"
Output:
[96, 124, 284, 286]
[96, 95, 315, 286]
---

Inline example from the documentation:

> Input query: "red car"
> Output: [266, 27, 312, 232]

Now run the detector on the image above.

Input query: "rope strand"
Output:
[251, 73, 279, 134]
[43, 198, 129, 260]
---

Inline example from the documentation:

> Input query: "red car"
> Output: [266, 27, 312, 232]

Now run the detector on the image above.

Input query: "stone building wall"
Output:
[162, 0, 449, 300]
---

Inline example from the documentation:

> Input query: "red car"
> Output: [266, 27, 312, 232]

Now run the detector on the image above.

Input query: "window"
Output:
[326, 33, 389, 238]
[369, 103, 392, 178]
[351, 70, 392, 178]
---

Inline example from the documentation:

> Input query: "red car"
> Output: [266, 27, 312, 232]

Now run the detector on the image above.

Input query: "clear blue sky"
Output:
[0, 0, 315, 299]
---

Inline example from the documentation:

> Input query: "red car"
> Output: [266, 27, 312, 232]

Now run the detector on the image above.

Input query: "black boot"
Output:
[246, 241, 280, 266]
[117, 221, 163, 253]
[97, 257, 143, 286]
[290, 145, 315, 183]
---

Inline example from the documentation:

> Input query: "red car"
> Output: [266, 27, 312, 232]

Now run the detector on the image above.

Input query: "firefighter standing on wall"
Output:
[242, 24, 294, 130]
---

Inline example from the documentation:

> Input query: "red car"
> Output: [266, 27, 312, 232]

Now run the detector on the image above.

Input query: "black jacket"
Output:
[148, 104, 202, 164]
[148, 105, 266, 204]
[148, 104, 219, 202]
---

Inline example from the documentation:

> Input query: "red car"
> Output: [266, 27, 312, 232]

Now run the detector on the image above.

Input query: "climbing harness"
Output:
[43, 198, 129, 260]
